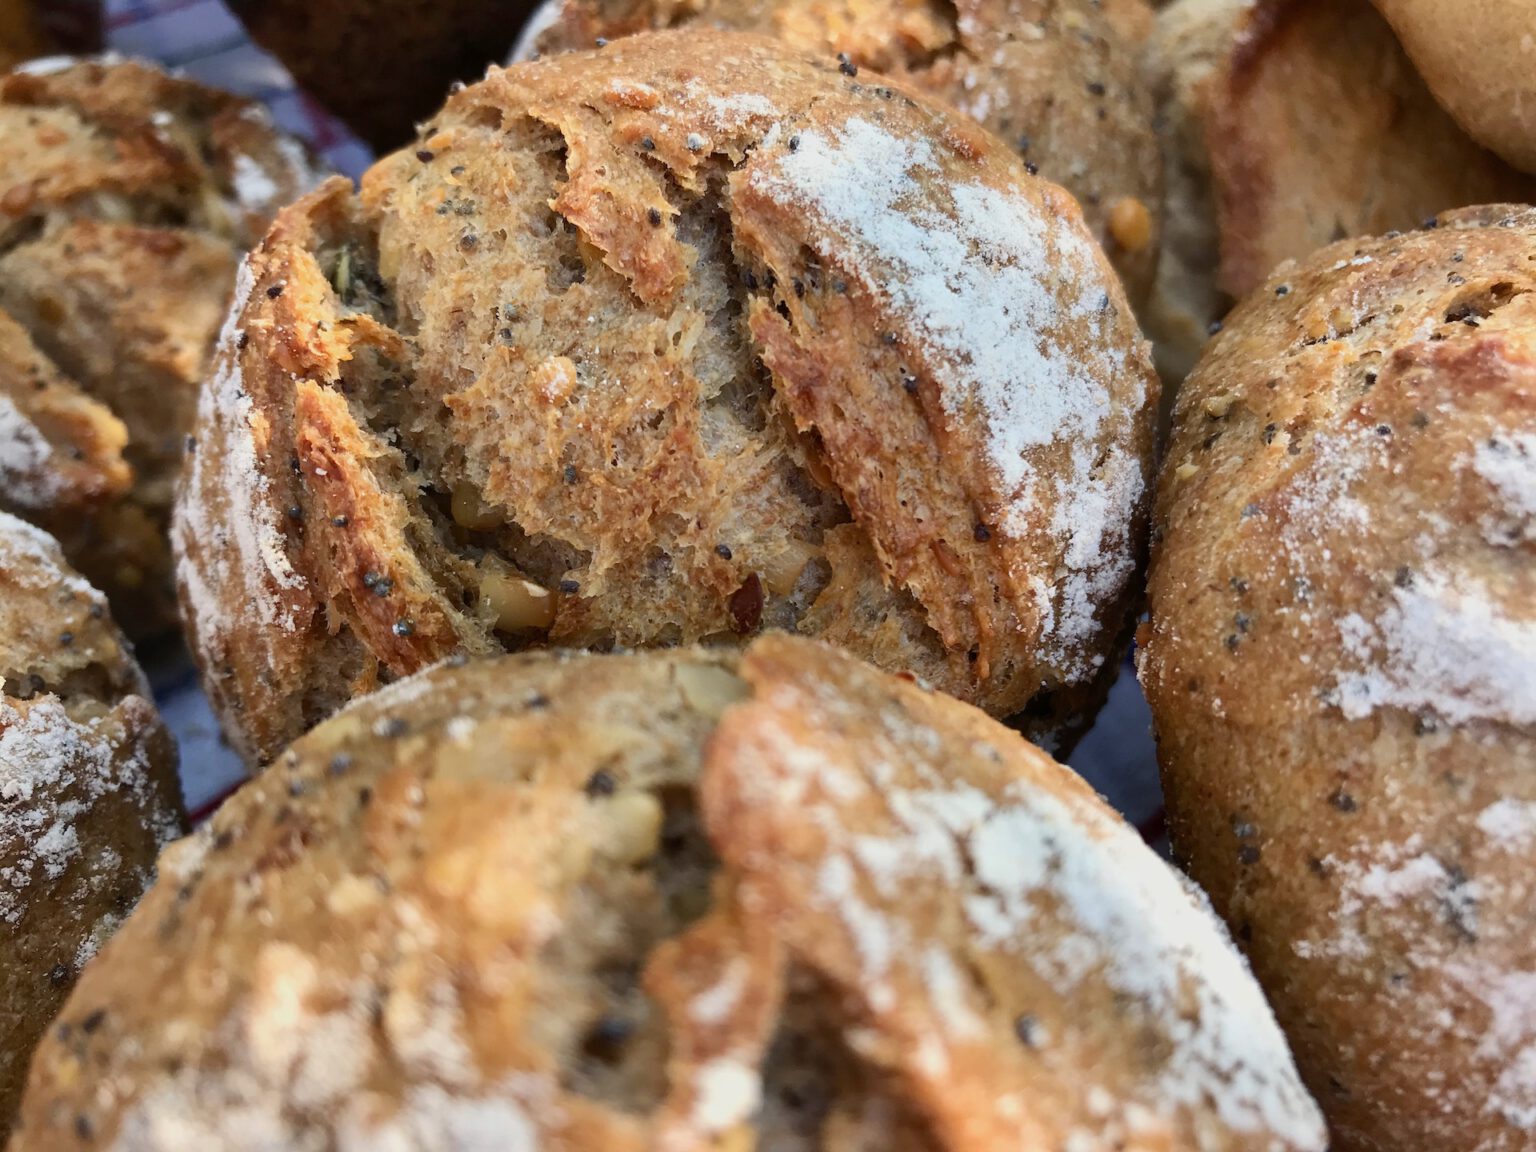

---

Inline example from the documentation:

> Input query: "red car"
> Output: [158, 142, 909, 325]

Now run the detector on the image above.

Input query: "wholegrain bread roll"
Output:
[13, 635, 1325, 1151]
[0, 57, 321, 637]
[1141, 205, 1536, 1152]
[174, 30, 1159, 767]
[518, 0, 1164, 302]
[0, 512, 184, 1136]
[226, 0, 534, 151]
[1143, 0, 1536, 381]
[1373, 0, 1536, 176]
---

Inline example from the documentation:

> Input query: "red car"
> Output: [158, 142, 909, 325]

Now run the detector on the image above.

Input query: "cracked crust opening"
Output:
[14, 636, 1323, 1151]
[0, 56, 322, 637]
[519, 0, 1164, 303]
[174, 29, 1158, 766]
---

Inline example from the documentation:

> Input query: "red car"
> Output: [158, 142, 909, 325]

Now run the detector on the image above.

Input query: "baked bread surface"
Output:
[1142, 205, 1536, 1152]
[174, 29, 1159, 765]
[0, 56, 321, 636]
[0, 511, 183, 1135]
[13, 634, 1324, 1151]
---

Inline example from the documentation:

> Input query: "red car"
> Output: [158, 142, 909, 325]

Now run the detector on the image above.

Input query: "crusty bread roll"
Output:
[226, 0, 535, 151]
[0, 512, 184, 1135]
[518, 0, 1164, 303]
[0, 57, 320, 638]
[1142, 205, 1536, 1152]
[13, 635, 1326, 1151]
[1143, 0, 1536, 381]
[174, 30, 1160, 767]
[1373, 0, 1536, 176]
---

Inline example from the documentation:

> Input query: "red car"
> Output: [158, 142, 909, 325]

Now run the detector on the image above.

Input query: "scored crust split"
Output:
[1143, 206, 1536, 1152]
[519, 0, 1165, 304]
[0, 57, 322, 638]
[13, 634, 1325, 1151]
[174, 29, 1160, 766]
[1142, 0, 1536, 382]
[0, 511, 184, 1135]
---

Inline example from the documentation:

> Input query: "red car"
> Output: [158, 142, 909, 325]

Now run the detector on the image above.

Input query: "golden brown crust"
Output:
[1373, 0, 1536, 175]
[0, 57, 321, 637]
[13, 636, 1323, 1151]
[1142, 205, 1536, 1152]
[227, 0, 538, 151]
[524, 0, 1164, 302]
[175, 30, 1158, 766]
[0, 512, 184, 1136]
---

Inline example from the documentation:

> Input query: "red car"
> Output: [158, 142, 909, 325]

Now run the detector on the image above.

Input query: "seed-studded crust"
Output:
[13, 635, 1324, 1151]
[174, 29, 1158, 766]
[1142, 0, 1536, 382]
[1141, 205, 1536, 1152]
[1372, 0, 1536, 176]
[0, 512, 184, 1136]
[520, 0, 1164, 303]
[225, 0, 538, 151]
[0, 56, 321, 637]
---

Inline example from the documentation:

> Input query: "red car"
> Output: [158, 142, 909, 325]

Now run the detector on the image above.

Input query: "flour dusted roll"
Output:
[0, 56, 321, 636]
[174, 29, 1159, 766]
[0, 512, 183, 1136]
[1142, 205, 1536, 1151]
[14, 635, 1324, 1151]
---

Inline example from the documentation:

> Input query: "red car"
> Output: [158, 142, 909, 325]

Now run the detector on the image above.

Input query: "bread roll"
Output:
[0, 57, 321, 637]
[14, 635, 1325, 1151]
[226, 0, 536, 150]
[174, 30, 1159, 766]
[518, 0, 1164, 303]
[1373, 0, 1536, 175]
[1143, 0, 1536, 381]
[0, 511, 184, 1135]
[1142, 205, 1536, 1151]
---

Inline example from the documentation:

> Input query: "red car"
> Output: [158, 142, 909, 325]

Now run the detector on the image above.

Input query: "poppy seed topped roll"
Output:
[174, 30, 1159, 765]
